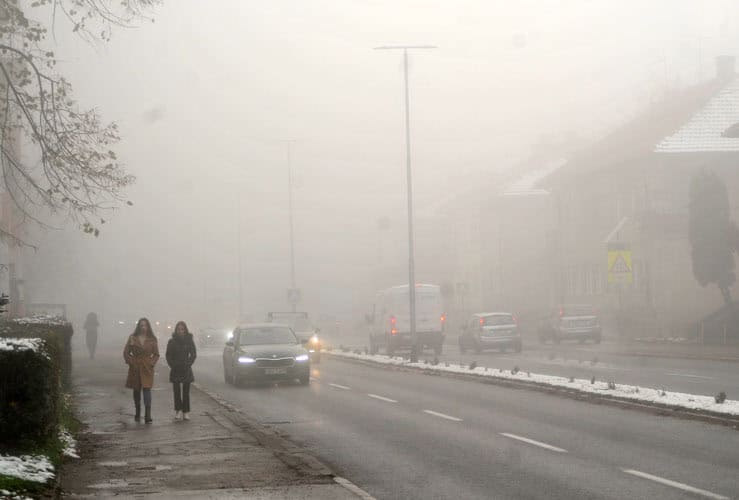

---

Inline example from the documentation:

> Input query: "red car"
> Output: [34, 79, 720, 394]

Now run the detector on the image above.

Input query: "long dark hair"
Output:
[133, 317, 155, 338]
[174, 321, 189, 335]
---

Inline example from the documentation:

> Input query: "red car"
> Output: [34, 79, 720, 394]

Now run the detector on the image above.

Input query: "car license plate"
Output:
[265, 367, 287, 375]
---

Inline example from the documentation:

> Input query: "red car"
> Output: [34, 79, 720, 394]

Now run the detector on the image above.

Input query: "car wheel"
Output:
[434, 343, 443, 355]
[514, 342, 522, 353]
[230, 366, 240, 387]
[386, 344, 395, 357]
[223, 365, 230, 384]
[299, 375, 310, 386]
[474, 343, 482, 354]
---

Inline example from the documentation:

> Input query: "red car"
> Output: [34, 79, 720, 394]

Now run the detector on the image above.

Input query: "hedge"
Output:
[0, 338, 60, 449]
[0, 317, 73, 450]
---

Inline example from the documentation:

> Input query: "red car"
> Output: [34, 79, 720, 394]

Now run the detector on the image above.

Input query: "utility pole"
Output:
[237, 195, 243, 321]
[286, 141, 297, 312]
[375, 44, 436, 363]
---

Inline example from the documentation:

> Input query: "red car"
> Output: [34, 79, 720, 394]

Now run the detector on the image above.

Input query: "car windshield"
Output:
[238, 327, 297, 345]
[482, 315, 514, 326]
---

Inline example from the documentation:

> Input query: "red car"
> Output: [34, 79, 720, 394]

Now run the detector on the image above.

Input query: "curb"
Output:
[191, 383, 375, 499]
[326, 354, 739, 430]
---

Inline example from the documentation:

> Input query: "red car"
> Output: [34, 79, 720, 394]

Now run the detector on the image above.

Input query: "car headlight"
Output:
[227, 331, 234, 340]
[310, 334, 319, 344]
[238, 356, 255, 364]
[295, 354, 310, 362]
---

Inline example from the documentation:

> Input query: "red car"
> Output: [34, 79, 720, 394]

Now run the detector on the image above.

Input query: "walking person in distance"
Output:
[166, 321, 197, 421]
[123, 318, 160, 423]
[84, 312, 99, 360]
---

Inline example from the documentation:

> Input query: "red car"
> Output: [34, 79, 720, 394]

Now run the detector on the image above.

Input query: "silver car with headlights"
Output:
[222, 323, 311, 386]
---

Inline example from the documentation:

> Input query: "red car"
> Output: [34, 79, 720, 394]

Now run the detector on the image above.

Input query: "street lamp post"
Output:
[286, 140, 298, 312]
[375, 44, 436, 363]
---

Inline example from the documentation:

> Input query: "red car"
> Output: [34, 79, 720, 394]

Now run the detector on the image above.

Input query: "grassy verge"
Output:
[0, 392, 80, 498]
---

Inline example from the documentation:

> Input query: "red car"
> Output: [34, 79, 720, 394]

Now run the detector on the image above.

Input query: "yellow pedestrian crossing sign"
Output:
[608, 244, 633, 284]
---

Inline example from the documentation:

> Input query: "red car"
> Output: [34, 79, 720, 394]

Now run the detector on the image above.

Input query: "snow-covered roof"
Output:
[501, 158, 567, 196]
[655, 78, 739, 153]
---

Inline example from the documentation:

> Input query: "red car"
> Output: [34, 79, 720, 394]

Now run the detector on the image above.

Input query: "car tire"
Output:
[434, 343, 443, 355]
[386, 343, 395, 357]
[514, 342, 522, 353]
[474, 343, 482, 354]
[299, 375, 310, 386]
[230, 366, 240, 387]
[223, 365, 230, 385]
[459, 339, 467, 354]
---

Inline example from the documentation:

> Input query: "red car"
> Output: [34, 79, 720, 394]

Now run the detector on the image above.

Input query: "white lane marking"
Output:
[423, 409, 463, 422]
[622, 469, 728, 500]
[367, 393, 397, 403]
[500, 433, 567, 453]
[334, 476, 377, 500]
[329, 383, 351, 390]
[665, 372, 715, 380]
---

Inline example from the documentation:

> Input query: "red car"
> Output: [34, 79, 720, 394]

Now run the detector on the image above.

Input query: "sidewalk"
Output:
[59, 351, 362, 499]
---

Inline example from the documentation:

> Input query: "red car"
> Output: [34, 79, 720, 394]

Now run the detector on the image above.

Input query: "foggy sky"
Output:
[18, 0, 739, 332]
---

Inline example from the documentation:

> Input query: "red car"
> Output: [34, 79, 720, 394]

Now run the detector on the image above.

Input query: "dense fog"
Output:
[12, 0, 739, 341]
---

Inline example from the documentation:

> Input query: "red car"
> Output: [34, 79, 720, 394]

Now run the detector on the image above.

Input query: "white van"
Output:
[368, 284, 445, 355]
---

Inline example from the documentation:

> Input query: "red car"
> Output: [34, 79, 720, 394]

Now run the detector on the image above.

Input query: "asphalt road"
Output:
[194, 349, 739, 500]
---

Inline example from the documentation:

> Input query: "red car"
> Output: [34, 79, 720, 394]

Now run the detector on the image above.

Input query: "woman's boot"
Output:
[134, 403, 141, 422]
[144, 405, 152, 424]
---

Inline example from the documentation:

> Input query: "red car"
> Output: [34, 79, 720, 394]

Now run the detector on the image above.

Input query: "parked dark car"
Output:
[459, 312, 522, 353]
[223, 324, 311, 386]
[538, 305, 602, 344]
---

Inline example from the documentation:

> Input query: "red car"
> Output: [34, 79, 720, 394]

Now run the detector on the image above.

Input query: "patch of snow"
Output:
[328, 350, 739, 416]
[0, 338, 48, 360]
[0, 454, 55, 483]
[12, 315, 67, 326]
[59, 428, 79, 459]
[0, 489, 33, 500]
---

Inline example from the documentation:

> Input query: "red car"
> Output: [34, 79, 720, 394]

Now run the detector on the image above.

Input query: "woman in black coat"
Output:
[165, 321, 197, 421]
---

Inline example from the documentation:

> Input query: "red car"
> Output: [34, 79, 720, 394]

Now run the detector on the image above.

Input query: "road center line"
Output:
[500, 433, 567, 453]
[622, 469, 728, 499]
[423, 409, 463, 422]
[664, 372, 714, 380]
[329, 383, 351, 390]
[367, 393, 397, 403]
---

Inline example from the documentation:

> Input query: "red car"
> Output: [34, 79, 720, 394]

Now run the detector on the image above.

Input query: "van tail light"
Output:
[440, 314, 446, 323]
[391, 328, 398, 335]
[479, 318, 485, 326]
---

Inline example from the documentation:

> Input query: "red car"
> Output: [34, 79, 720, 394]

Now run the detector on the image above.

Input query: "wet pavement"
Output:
[60, 350, 363, 499]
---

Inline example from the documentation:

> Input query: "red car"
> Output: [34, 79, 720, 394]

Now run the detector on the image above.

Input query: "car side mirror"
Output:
[225, 340, 234, 347]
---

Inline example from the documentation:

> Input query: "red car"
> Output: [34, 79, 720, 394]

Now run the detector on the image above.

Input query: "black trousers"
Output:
[173, 382, 191, 412]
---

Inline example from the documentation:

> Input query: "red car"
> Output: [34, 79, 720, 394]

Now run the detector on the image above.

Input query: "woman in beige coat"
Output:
[123, 318, 160, 423]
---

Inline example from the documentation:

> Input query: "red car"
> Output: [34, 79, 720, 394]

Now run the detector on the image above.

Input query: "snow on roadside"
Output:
[0, 454, 55, 483]
[59, 428, 79, 459]
[328, 350, 739, 416]
[12, 315, 67, 326]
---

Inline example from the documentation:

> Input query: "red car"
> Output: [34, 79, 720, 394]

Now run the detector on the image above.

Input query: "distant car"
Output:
[538, 305, 602, 344]
[222, 323, 311, 386]
[266, 312, 322, 363]
[197, 327, 230, 348]
[458, 313, 522, 354]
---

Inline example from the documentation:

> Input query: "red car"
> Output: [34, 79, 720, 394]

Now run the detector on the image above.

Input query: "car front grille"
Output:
[255, 357, 294, 368]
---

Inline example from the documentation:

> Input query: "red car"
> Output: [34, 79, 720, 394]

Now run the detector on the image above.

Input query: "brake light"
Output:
[479, 318, 485, 326]
[390, 316, 397, 325]
[559, 307, 564, 317]
[513, 315, 519, 325]
[391, 328, 398, 335]
[440, 314, 446, 323]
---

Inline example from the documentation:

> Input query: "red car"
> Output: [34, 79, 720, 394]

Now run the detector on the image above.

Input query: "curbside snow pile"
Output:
[327, 350, 739, 417]
[0, 454, 55, 483]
